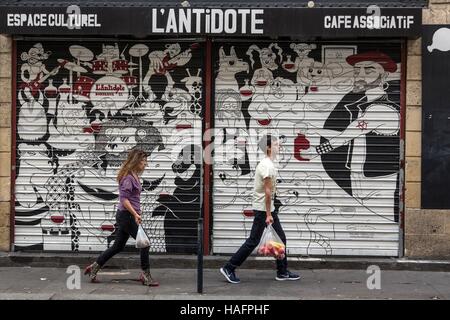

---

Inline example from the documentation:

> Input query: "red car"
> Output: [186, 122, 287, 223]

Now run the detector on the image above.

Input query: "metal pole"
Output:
[197, 217, 204, 294]
[198, 99, 205, 294]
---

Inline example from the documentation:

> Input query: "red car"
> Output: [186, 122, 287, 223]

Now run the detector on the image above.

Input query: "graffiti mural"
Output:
[213, 42, 402, 256]
[14, 41, 203, 253]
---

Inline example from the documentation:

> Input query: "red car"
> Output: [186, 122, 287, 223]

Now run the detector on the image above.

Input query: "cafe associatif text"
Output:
[1, 7, 421, 36]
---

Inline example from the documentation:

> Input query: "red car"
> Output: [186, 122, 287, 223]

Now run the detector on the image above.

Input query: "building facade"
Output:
[0, 0, 448, 259]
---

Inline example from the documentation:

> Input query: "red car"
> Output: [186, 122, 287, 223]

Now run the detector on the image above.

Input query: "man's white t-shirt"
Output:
[252, 157, 278, 212]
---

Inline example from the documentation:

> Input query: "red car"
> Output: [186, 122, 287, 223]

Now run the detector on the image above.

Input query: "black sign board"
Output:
[422, 25, 450, 209]
[0, 6, 422, 38]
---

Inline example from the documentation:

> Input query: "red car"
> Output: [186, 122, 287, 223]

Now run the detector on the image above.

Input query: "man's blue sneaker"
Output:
[220, 267, 240, 284]
[276, 270, 301, 281]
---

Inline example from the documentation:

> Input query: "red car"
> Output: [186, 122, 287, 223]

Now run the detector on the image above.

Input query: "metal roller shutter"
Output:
[14, 40, 204, 253]
[212, 41, 402, 256]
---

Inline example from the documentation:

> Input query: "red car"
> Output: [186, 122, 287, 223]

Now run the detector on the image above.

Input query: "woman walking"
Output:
[84, 148, 159, 286]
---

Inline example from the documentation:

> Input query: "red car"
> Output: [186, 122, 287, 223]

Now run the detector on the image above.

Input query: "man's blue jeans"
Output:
[225, 210, 288, 274]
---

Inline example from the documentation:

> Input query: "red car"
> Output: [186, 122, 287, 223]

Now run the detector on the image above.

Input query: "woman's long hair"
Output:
[116, 148, 148, 183]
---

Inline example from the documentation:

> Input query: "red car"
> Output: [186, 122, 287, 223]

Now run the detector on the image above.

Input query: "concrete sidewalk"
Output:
[0, 267, 449, 300]
[1, 252, 450, 272]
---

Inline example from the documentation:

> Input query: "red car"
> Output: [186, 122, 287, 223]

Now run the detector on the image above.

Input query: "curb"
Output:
[1, 252, 450, 271]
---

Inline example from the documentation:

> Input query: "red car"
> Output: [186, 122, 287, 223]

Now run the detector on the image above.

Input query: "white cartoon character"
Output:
[247, 43, 283, 71]
[181, 68, 203, 117]
[143, 43, 197, 98]
[277, 171, 336, 255]
[15, 143, 54, 209]
[283, 43, 316, 87]
[215, 46, 249, 137]
[213, 129, 248, 208]
[248, 77, 302, 129]
[19, 43, 59, 98]
[97, 43, 120, 61]
[17, 88, 47, 141]
[215, 46, 249, 92]
[162, 87, 202, 130]
[246, 43, 282, 93]
[215, 89, 246, 130]
[290, 43, 316, 63]
[298, 60, 332, 93]
[299, 60, 347, 113]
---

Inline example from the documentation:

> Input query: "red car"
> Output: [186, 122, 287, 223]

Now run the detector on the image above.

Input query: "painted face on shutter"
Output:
[17, 143, 53, 172]
[352, 61, 385, 93]
[218, 46, 249, 75]
[105, 127, 138, 155]
[21, 43, 50, 66]
[259, 48, 278, 70]
[165, 44, 181, 58]
[290, 43, 316, 59]
[163, 88, 191, 126]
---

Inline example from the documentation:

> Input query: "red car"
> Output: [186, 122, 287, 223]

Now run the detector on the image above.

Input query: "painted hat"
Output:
[346, 51, 397, 73]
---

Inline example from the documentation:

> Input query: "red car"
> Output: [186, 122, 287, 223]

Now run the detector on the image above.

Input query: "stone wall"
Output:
[0, 34, 12, 252]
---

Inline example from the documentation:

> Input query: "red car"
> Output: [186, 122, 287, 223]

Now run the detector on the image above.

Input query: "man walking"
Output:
[220, 134, 301, 284]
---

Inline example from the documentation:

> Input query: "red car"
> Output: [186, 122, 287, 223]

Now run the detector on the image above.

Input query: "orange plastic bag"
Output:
[257, 225, 286, 260]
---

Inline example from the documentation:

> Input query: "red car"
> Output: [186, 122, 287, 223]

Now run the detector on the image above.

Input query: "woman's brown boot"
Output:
[140, 269, 159, 287]
[84, 262, 101, 283]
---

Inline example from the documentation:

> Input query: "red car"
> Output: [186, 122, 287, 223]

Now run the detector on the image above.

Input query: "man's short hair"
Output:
[259, 134, 278, 153]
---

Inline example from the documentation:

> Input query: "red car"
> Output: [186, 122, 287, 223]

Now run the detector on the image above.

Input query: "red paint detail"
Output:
[310, 86, 318, 92]
[59, 87, 71, 94]
[45, 89, 58, 98]
[284, 63, 295, 69]
[294, 133, 311, 162]
[190, 43, 200, 50]
[176, 124, 192, 131]
[91, 123, 102, 133]
[73, 76, 95, 99]
[83, 127, 94, 133]
[356, 120, 368, 131]
[256, 80, 268, 87]
[240, 90, 253, 97]
[243, 210, 255, 217]
[257, 119, 272, 126]
[50, 215, 65, 224]
[156, 55, 177, 75]
[20, 79, 41, 98]
[101, 224, 115, 232]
